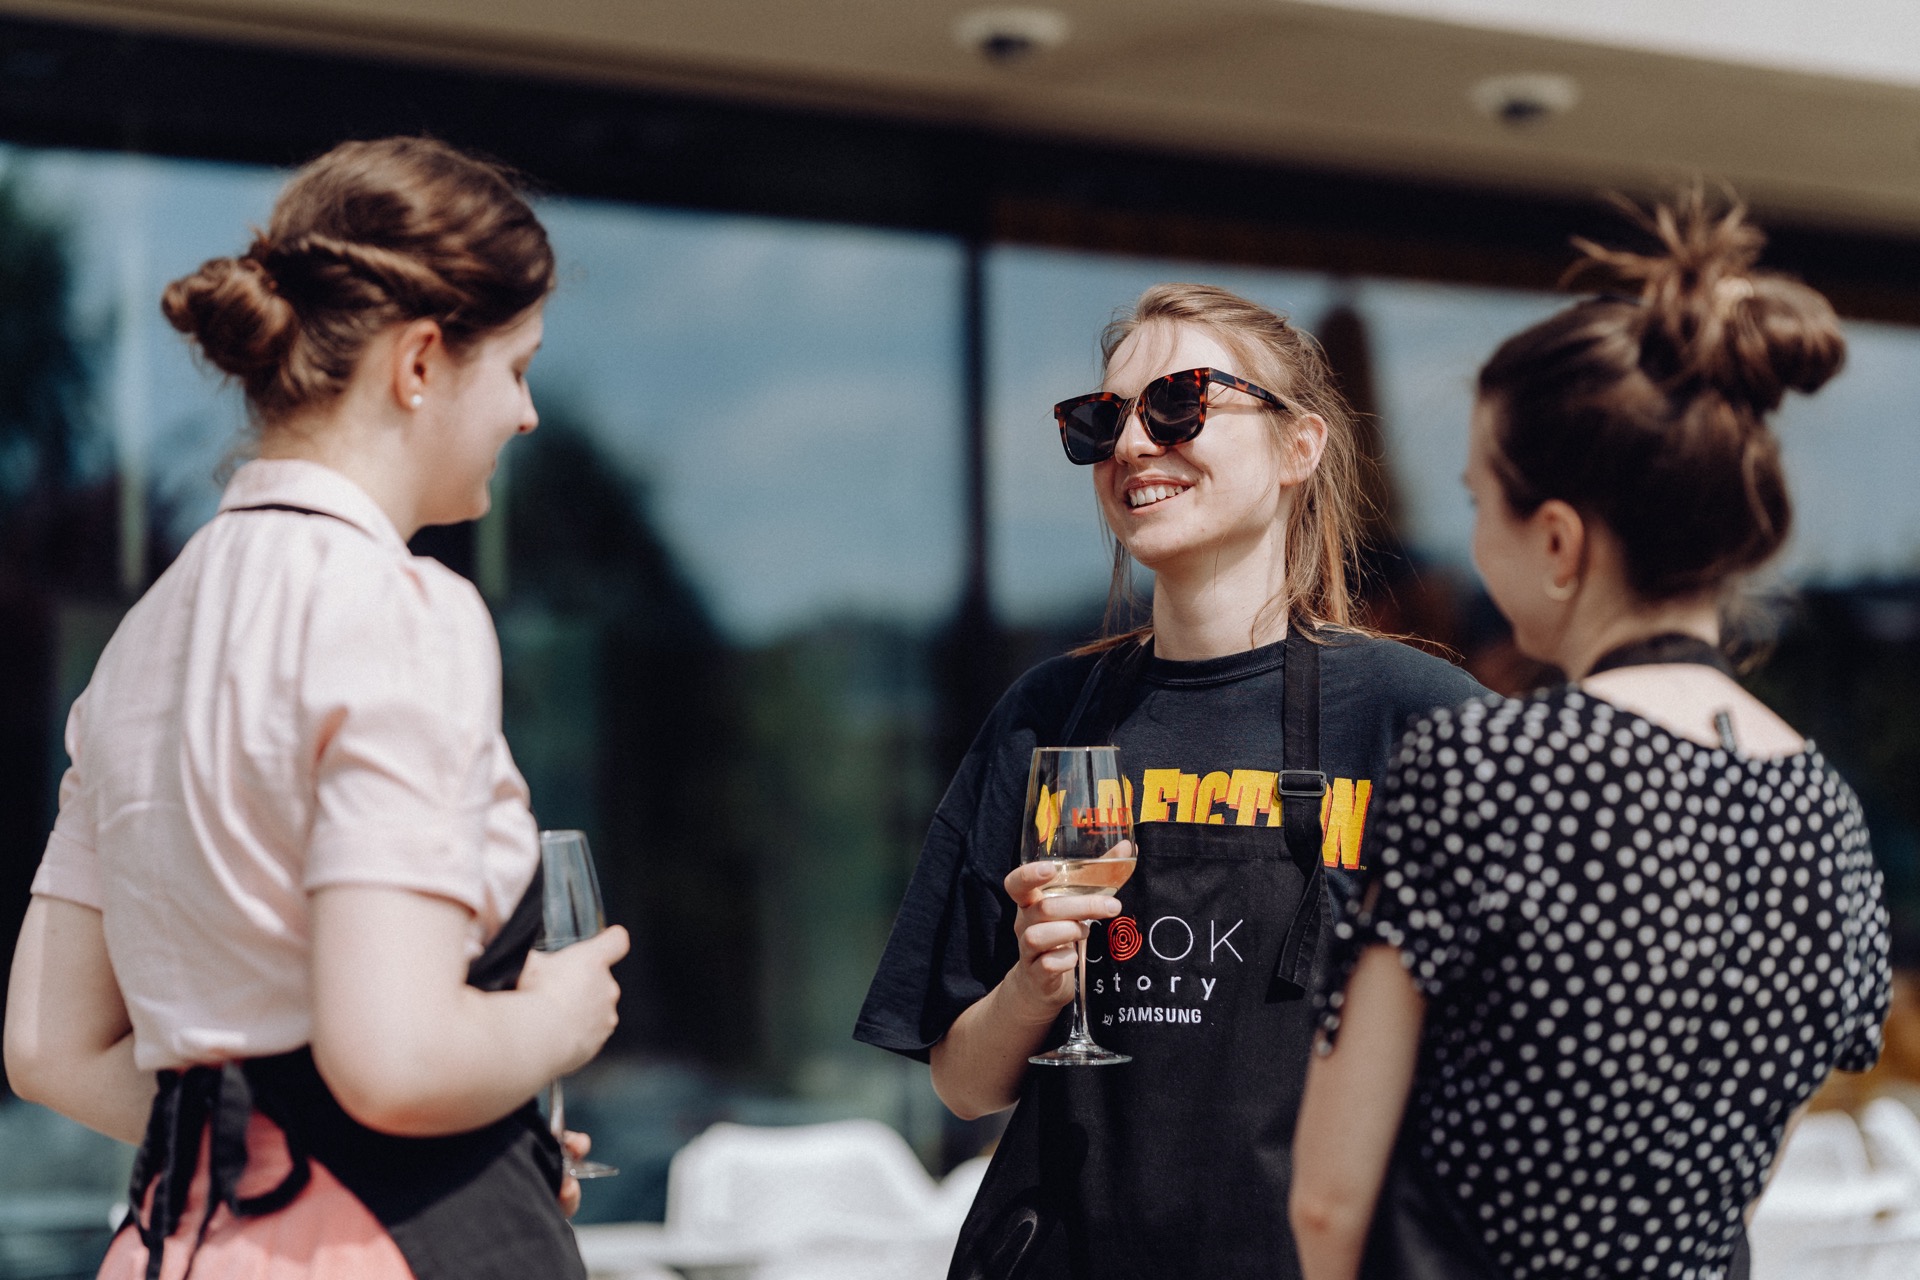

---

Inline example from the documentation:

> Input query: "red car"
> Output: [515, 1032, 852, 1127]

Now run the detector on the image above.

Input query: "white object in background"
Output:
[1771, 1111, 1873, 1187]
[1861, 1098, 1920, 1184]
[576, 1119, 977, 1280]
[1751, 1104, 1920, 1280]
[666, 1119, 940, 1248]
[931, 1155, 991, 1232]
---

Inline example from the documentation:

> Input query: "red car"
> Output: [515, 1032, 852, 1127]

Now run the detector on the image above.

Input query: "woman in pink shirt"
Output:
[3, 136, 627, 1280]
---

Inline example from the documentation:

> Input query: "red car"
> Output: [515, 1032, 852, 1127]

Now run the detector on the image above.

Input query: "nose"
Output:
[519, 390, 539, 435]
[1110, 399, 1163, 465]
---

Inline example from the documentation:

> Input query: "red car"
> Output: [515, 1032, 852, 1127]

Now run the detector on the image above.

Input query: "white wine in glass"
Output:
[1023, 747, 1135, 1067]
[537, 829, 618, 1180]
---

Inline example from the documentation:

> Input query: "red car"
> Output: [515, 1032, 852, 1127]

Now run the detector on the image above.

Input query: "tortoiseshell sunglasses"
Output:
[1052, 367, 1299, 465]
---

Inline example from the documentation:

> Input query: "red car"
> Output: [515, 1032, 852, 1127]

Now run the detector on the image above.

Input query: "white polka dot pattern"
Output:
[1322, 688, 1892, 1279]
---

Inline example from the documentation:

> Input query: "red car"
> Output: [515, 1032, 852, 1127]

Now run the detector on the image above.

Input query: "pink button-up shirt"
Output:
[32, 459, 538, 1071]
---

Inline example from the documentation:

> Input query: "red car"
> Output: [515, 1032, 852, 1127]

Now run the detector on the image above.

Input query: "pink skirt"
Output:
[99, 1111, 414, 1280]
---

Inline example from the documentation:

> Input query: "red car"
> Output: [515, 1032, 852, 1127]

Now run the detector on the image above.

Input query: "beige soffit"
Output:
[5, 0, 1920, 235]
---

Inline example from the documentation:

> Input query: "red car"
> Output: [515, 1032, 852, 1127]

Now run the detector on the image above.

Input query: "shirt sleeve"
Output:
[853, 660, 1082, 1061]
[1319, 701, 1501, 1044]
[1831, 786, 1892, 1073]
[299, 561, 499, 915]
[30, 689, 103, 909]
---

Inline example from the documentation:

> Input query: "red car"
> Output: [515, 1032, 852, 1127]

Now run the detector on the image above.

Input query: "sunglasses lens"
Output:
[1059, 398, 1122, 464]
[1141, 375, 1205, 444]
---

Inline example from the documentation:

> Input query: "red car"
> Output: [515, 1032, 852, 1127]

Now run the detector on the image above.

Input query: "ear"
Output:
[1278, 412, 1330, 486]
[1534, 498, 1587, 590]
[388, 318, 447, 412]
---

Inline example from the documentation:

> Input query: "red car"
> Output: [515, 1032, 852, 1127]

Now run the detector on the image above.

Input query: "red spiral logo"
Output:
[1107, 915, 1142, 963]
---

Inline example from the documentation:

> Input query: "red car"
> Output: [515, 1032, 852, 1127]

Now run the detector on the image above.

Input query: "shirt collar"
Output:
[217, 459, 409, 553]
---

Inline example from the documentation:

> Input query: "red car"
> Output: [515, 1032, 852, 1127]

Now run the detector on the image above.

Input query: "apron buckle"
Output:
[1277, 769, 1327, 800]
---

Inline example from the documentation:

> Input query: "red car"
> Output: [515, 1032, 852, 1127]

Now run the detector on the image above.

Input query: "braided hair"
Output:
[162, 137, 554, 425]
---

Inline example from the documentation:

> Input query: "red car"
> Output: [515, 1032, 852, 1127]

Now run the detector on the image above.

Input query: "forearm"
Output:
[930, 978, 1060, 1120]
[319, 984, 574, 1136]
[310, 886, 623, 1138]
[5, 897, 152, 1145]
[6, 1031, 153, 1145]
[1290, 946, 1425, 1280]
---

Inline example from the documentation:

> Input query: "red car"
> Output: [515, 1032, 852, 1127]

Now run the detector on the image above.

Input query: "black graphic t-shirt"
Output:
[855, 630, 1488, 1060]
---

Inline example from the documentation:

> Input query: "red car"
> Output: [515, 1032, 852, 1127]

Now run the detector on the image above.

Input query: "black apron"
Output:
[117, 501, 581, 1280]
[118, 865, 582, 1280]
[951, 628, 1332, 1280]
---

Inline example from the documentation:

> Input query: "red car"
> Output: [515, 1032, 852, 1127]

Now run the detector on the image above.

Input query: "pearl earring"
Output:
[1543, 576, 1578, 602]
[409, 393, 424, 409]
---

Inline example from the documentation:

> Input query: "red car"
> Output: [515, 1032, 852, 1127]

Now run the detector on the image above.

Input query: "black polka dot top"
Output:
[1322, 687, 1892, 1280]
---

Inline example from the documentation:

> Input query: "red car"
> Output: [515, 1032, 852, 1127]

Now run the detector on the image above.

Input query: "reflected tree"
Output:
[0, 171, 101, 1064]
[498, 415, 764, 1067]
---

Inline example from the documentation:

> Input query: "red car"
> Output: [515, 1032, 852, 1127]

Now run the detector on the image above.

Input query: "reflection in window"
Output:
[0, 151, 963, 1235]
[0, 138, 1916, 1264]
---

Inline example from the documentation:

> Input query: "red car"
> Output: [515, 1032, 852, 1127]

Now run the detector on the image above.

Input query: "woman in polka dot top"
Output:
[1289, 189, 1893, 1280]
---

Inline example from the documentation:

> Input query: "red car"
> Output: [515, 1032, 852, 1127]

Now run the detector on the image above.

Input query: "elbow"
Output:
[929, 1066, 988, 1122]
[4, 1020, 61, 1111]
[932, 1081, 994, 1124]
[311, 1039, 450, 1137]
[928, 1042, 1009, 1124]
[3, 1044, 48, 1111]
[1290, 1182, 1373, 1258]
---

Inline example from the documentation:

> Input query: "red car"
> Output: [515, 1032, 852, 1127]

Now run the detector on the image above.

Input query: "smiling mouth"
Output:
[1126, 483, 1189, 510]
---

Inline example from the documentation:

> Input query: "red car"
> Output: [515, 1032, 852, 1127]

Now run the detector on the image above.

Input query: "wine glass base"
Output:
[567, 1158, 620, 1180]
[1029, 1044, 1131, 1067]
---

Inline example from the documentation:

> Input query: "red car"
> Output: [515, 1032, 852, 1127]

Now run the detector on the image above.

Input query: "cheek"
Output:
[1469, 509, 1495, 574]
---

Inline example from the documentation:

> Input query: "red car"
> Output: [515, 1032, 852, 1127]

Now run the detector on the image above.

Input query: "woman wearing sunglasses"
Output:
[858, 284, 1486, 1278]
[1290, 195, 1891, 1279]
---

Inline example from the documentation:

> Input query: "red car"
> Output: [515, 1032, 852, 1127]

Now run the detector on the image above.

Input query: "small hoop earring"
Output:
[1543, 576, 1578, 602]
[409, 393, 424, 409]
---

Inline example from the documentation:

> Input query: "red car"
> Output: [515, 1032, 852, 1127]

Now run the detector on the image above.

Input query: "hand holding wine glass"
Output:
[536, 829, 620, 1179]
[1020, 747, 1136, 1067]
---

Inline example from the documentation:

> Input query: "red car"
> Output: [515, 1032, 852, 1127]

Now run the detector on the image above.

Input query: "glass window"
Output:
[0, 149, 964, 1240]
[2, 128, 1917, 1269]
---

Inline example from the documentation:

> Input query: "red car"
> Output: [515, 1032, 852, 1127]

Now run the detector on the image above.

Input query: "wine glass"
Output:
[537, 829, 618, 1179]
[1022, 747, 1136, 1067]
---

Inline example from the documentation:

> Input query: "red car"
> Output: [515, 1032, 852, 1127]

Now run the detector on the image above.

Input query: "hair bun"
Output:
[160, 251, 299, 386]
[1573, 189, 1845, 415]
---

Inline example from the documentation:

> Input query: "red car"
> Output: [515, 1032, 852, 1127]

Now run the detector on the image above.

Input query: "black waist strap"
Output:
[126, 1064, 311, 1280]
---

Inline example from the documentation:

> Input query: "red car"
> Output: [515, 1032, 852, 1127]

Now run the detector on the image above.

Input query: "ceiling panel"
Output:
[5, 0, 1920, 233]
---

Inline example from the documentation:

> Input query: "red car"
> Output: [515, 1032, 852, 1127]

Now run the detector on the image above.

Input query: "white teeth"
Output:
[1127, 484, 1187, 509]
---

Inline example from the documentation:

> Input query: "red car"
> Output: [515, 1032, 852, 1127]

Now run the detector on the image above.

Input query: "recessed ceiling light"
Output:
[1469, 72, 1580, 126]
[954, 7, 1071, 65]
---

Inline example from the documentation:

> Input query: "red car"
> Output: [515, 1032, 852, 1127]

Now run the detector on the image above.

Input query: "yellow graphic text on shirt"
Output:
[1117, 769, 1372, 870]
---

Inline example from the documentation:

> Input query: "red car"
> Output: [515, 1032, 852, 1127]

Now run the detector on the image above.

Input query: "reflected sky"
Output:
[989, 247, 1920, 617]
[6, 144, 1918, 642]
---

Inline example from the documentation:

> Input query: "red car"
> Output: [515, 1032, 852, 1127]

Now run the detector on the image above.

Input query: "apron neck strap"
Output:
[1279, 623, 1326, 869]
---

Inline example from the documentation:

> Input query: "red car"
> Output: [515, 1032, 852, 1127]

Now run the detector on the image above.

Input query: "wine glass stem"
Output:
[1065, 935, 1095, 1047]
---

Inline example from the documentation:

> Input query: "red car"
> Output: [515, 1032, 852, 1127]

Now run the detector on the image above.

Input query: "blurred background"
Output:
[1, 1, 1918, 1275]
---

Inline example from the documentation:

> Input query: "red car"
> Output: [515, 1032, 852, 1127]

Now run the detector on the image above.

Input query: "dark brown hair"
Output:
[162, 136, 554, 425]
[1478, 189, 1845, 601]
[1092, 283, 1372, 643]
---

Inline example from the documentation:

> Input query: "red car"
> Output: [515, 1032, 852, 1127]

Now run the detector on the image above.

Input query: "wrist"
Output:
[997, 969, 1070, 1027]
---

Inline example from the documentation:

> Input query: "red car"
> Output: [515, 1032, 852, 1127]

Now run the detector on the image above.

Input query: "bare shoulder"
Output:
[1579, 666, 1806, 759]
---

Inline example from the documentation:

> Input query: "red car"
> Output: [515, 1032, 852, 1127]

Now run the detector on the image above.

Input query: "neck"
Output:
[1146, 536, 1290, 662]
[259, 398, 423, 541]
[1557, 596, 1720, 681]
